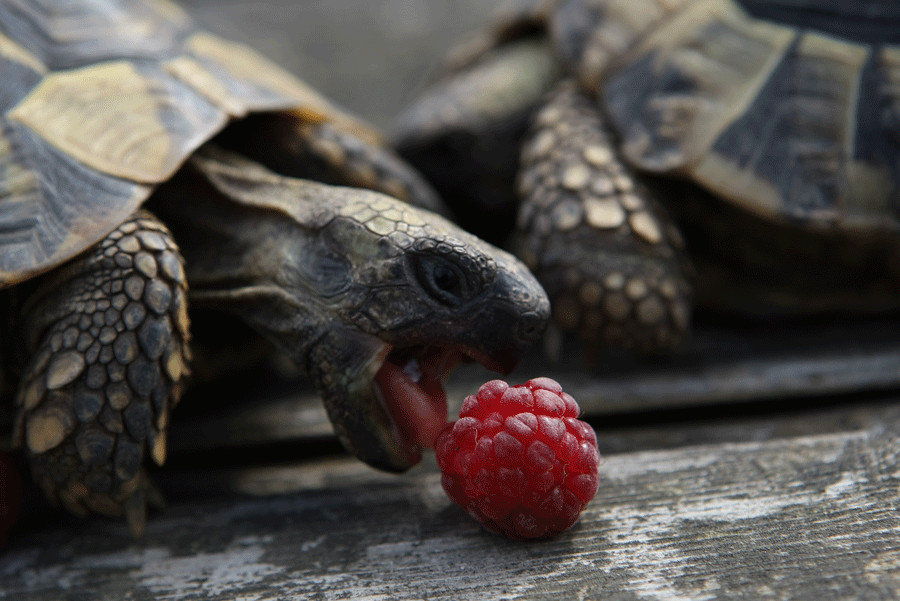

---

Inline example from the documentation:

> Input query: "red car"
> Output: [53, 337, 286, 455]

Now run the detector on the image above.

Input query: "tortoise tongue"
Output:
[374, 350, 456, 449]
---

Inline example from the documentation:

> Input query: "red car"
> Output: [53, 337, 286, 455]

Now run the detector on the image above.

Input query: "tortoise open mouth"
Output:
[372, 344, 518, 463]
[373, 346, 460, 456]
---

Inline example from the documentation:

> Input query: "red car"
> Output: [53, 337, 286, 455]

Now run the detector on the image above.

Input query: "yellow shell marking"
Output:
[171, 32, 382, 145]
[692, 31, 868, 220]
[152, 0, 190, 24]
[9, 61, 180, 183]
[165, 54, 248, 116]
[617, 0, 796, 170]
[0, 31, 46, 74]
[187, 32, 332, 112]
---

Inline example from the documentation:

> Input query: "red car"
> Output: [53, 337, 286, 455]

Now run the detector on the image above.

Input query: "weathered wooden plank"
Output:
[3, 403, 899, 600]
[2, 2, 900, 598]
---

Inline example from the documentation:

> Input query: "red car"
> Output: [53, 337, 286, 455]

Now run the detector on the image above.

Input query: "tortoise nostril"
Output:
[518, 311, 547, 343]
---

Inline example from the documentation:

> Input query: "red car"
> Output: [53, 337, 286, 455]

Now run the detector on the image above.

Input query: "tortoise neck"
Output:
[148, 146, 337, 367]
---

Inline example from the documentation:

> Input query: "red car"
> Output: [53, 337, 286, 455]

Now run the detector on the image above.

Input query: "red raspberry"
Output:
[435, 377, 600, 539]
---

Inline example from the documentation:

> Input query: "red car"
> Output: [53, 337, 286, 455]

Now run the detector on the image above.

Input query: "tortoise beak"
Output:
[311, 252, 550, 472]
[306, 327, 420, 472]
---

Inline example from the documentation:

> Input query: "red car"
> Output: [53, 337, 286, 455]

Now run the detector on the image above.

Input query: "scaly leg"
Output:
[12, 211, 190, 536]
[516, 82, 693, 354]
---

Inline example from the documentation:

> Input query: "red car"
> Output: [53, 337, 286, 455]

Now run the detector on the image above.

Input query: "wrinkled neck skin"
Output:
[154, 146, 410, 465]
[152, 146, 393, 372]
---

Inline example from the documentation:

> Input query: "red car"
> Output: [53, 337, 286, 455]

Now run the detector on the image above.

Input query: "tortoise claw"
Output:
[124, 490, 148, 538]
[146, 476, 166, 511]
[124, 472, 166, 538]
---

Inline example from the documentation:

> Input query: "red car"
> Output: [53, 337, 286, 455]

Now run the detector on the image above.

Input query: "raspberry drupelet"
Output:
[434, 377, 600, 539]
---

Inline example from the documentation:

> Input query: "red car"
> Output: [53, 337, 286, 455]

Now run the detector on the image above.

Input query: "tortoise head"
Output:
[167, 147, 550, 472]
[300, 190, 550, 471]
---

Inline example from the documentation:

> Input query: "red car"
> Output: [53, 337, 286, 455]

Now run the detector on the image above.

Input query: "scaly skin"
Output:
[12, 212, 188, 536]
[0, 0, 551, 539]
[154, 145, 550, 473]
[392, 36, 561, 243]
[394, 38, 693, 353]
[7, 145, 549, 536]
[220, 112, 451, 218]
[516, 84, 692, 352]
[393, 0, 900, 356]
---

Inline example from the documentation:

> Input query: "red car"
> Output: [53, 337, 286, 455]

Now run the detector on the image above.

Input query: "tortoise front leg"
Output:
[516, 83, 693, 355]
[12, 211, 190, 536]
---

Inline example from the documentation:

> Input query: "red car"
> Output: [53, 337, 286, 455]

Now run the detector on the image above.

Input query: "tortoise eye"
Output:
[432, 262, 463, 295]
[412, 254, 471, 306]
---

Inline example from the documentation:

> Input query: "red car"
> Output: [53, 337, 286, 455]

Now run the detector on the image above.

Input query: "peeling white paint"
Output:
[824, 472, 859, 499]
[364, 540, 415, 559]
[604, 448, 719, 482]
[299, 534, 327, 552]
[136, 543, 283, 599]
[588, 429, 877, 601]
[0, 561, 77, 598]
[1, 537, 285, 600]
[604, 430, 869, 484]
[864, 550, 900, 586]
[2, 425, 895, 601]
[600, 502, 722, 601]
[676, 493, 813, 522]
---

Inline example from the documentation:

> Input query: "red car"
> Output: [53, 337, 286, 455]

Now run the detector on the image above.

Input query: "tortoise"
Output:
[393, 0, 900, 355]
[0, 0, 550, 535]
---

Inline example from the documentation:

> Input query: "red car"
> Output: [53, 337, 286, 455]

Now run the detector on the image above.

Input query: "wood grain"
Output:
[2, 3, 900, 599]
[2, 403, 899, 600]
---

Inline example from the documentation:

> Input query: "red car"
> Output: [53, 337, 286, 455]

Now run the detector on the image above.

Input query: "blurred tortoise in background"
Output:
[394, 0, 900, 356]
[0, 0, 549, 535]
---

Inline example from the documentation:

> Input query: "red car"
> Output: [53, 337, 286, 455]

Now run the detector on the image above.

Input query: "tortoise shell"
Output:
[0, 0, 380, 284]
[551, 0, 900, 231]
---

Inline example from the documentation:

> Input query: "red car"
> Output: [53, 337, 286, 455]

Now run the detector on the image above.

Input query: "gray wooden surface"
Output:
[3, 401, 900, 600]
[2, 2, 900, 600]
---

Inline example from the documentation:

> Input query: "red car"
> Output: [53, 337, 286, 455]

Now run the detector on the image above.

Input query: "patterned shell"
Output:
[0, 0, 378, 285]
[551, 0, 900, 231]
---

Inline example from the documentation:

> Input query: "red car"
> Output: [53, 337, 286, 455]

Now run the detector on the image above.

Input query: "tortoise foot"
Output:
[12, 210, 190, 535]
